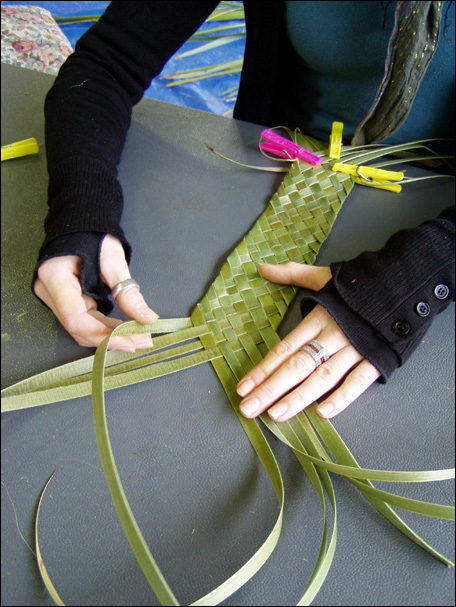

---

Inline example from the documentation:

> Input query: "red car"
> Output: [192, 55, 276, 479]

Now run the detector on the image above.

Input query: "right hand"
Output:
[33, 234, 159, 352]
[237, 262, 381, 422]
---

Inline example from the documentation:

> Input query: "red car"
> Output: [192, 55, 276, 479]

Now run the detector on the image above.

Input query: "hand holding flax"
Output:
[237, 262, 381, 421]
[33, 234, 159, 352]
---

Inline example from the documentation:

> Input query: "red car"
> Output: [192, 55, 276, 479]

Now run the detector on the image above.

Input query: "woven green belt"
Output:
[1, 134, 454, 605]
[191, 146, 354, 362]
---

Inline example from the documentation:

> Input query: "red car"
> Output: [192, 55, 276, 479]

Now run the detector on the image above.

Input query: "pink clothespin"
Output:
[260, 129, 322, 166]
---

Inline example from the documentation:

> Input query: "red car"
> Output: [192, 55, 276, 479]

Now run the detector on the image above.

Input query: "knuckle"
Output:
[36, 262, 53, 282]
[287, 350, 312, 373]
[59, 313, 79, 336]
[286, 261, 302, 284]
[256, 382, 277, 403]
[249, 365, 269, 386]
[281, 389, 305, 411]
[314, 361, 337, 381]
[283, 260, 297, 272]
[60, 319, 96, 348]
[271, 339, 295, 359]
[32, 278, 43, 297]
[38, 256, 80, 280]
[101, 237, 127, 268]
[118, 286, 141, 303]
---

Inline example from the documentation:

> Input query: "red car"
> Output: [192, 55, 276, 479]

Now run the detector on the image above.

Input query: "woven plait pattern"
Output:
[191, 159, 356, 379]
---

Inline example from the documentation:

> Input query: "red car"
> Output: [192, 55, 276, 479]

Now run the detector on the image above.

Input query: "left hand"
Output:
[237, 262, 381, 421]
[33, 234, 158, 351]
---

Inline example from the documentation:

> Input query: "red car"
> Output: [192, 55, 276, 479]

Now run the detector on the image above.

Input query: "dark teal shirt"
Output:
[279, 1, 454, 144]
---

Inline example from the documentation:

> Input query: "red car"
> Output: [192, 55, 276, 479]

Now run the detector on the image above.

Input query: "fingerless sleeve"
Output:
[35, 1, 219, 312]
[33, 232, 125, 315]
[300, 207, 455, 380]
[41, 1, 219, 248]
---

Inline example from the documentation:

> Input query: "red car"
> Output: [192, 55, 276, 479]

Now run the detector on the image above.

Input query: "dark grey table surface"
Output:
[1, 63, 454, 607]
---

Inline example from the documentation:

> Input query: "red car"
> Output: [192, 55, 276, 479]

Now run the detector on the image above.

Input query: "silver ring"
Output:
[301, 340, 329, 369]
[111, 278, 140, 299]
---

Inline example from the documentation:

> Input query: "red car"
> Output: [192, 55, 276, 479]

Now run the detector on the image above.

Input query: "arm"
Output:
[34, 1, 219, 350]
[42, 0, 219, 249]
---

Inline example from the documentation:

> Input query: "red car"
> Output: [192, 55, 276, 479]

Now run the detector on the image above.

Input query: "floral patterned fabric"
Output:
[1, 5, 73, 75]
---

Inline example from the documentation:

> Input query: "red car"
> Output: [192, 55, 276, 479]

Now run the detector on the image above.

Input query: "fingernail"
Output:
[317, 403, 334, 418]
[137, 339, 153, 349]
[268, 403, 288, 420]
[141, 310, 159, 322]
[239, 397, 260, 417]
[237, 378, 254, 397]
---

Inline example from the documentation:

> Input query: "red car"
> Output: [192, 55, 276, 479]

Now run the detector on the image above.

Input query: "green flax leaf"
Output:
[92, 320, 288, 606]
[35, 472, 65, 606]
[177, 34, 245, 58]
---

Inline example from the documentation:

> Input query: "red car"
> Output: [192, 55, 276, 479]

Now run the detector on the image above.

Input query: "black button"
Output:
[416, 302, 431, 317]
[434, 284, 450, 300]
[393, 321, 411, 336]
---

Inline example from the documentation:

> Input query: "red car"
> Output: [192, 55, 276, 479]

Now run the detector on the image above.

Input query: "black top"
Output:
[36, 1, 455, 379]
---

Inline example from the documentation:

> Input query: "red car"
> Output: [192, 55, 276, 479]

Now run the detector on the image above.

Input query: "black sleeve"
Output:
[35, 1, 219, 307]
[300, 207, 455, 380]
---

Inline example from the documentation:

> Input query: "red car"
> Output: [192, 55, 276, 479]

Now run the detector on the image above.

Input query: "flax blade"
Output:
[192, 306, 337, 606]
[259, 403, 338, 606]
[192, 361, 285, 606]
[305, 407, 454, 565]
[1, 319, 206, 412]
[92, 328, 180, 605]
[263, 411, 454, 565]
[272, 418, 338, 606]
[35, 472, 65, 606]
[255, 422, 455, 483]
[177, 34, 244, 58]
[92, 321, 288, 606]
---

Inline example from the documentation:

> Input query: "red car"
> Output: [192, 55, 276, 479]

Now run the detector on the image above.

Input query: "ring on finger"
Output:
[301, 340, 329, 370]
[111, 278, 140, 299]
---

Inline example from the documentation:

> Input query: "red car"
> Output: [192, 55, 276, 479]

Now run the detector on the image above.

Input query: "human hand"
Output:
[33, 234, 159, 352]
[236, 262, 381, 421]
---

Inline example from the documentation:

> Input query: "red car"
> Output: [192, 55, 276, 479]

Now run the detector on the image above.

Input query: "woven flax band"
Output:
[191, 138, 356, 381]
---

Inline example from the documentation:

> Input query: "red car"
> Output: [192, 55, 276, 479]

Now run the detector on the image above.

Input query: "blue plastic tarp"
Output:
[1, 1, 245, 115]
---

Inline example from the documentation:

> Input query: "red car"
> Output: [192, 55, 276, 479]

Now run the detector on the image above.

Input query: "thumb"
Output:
[100, 234, 159, 324]
[258, 262, 331, 291]
[114, 285, 159, 324]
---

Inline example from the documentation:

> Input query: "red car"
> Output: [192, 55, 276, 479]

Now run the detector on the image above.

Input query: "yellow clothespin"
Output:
[332, 162, 404, 193]
[328, 122, 343, 159]
[1, 138, 39, 161]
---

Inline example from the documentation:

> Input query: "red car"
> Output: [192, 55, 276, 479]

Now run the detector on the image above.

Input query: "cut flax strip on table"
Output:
[2, 135, 454, 605]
